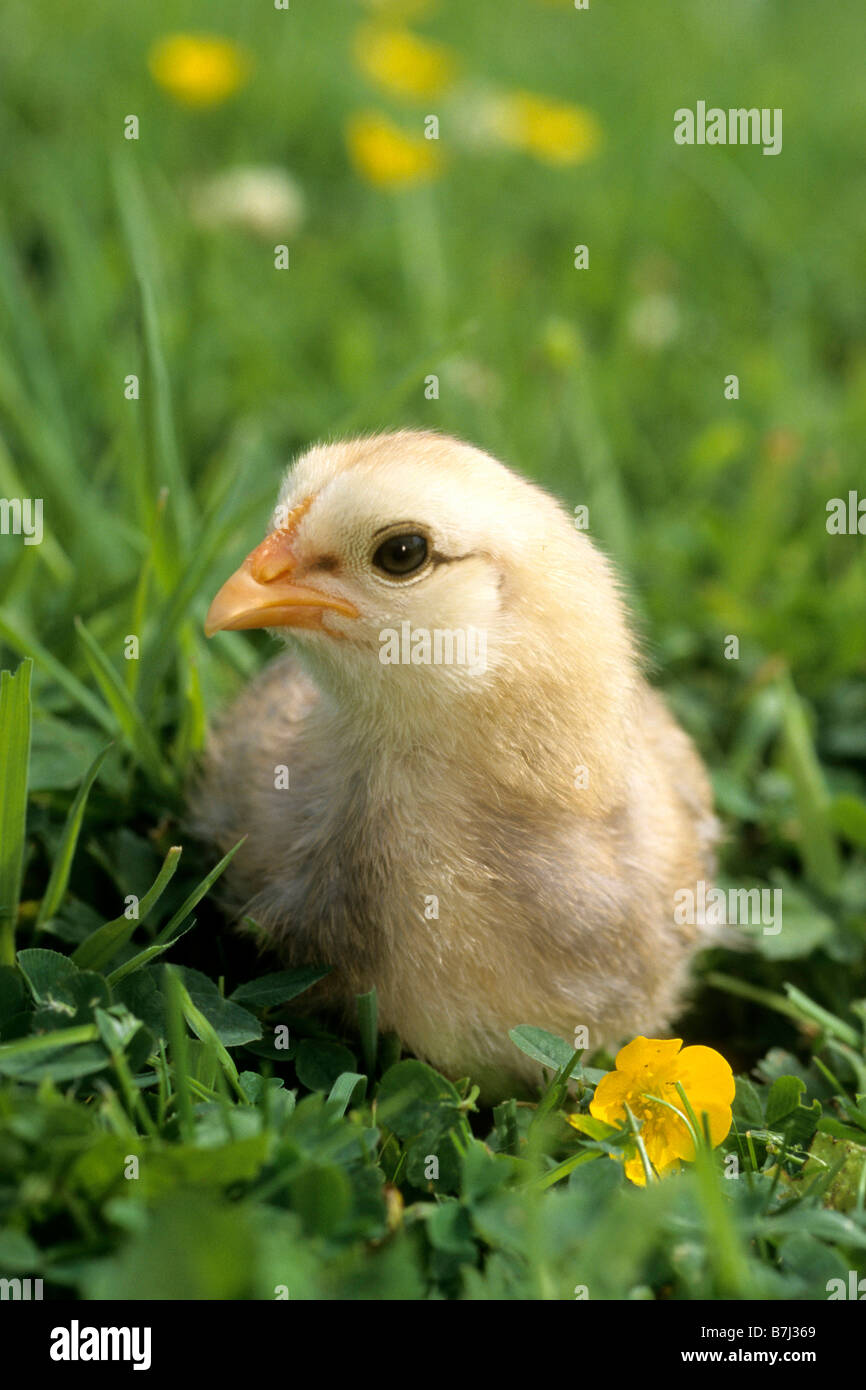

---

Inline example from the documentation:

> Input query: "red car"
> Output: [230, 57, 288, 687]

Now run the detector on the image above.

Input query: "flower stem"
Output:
[642, 1089, 701, 1155]
[625, 1103, 656, 1183]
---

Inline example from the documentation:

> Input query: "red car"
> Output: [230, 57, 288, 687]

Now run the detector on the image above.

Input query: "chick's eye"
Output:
[372, 532, 428, 577]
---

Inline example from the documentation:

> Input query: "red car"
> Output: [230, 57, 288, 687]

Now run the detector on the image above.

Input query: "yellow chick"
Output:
[195, 431, 717, 1097]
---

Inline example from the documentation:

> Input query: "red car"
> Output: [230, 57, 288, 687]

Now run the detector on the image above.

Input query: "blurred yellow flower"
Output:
[347, 110, 441, 188]
[579, 1036, 735, 1186]
[494, 91, 602, 165]
[353, 25, 457, 99]
[149, 34, 252, 108]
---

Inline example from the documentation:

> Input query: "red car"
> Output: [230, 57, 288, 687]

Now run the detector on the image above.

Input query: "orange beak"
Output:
[204, 498, 359, 637]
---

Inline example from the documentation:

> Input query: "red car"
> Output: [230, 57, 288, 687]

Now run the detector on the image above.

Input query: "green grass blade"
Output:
[74, 616, 172, 789]
[163, 966, 194, 1141]
[135, 444, 273, 712]
[777, 676, 843, 895]
[154, 838, 246, 942]
[705, 971, 806, 1023]
[356, 988, 378, 1078]
[35, 744, 113, 929]
[0, 659, 32, 965]
[72, 845, 183, 971]
[327, 1072, 367, 1116]
[0, 353, 134, 569]
[0, 1023, 98, 1061]
[106, 918, 196, 988]
[0, 615, 113, 731]
[172, 644, 206, 766]
[783, 984, 860, 1048]
[126, 487, 167, 696]
[171, 972, 244, 1099]
[112, 156, 193, 549]
[0, 210, 71, 433]
[0, 433, 73, 586]
[527, 1149, 602, 1191]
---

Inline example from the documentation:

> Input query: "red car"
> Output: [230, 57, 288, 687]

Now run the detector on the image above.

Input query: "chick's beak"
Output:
[205, 526, 358, 637]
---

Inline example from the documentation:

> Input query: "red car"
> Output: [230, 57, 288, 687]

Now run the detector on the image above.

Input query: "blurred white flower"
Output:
[447, 83, 513, 152]
[188, 166, 306, 238]
[625, 292, 680, 350]
[442, 356, 502, 406]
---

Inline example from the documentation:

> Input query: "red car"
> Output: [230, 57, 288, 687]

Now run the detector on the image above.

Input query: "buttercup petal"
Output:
[675, 1045, 736, 1105]
[588, 1070, 633, 1123]
[614, 1036, 683, 1077]
[623, 1152, 649, 1186]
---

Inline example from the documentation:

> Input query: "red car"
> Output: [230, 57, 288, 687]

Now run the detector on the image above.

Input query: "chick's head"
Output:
[205, 431, 636, 736]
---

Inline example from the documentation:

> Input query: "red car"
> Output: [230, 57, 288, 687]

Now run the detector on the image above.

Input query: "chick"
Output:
[195, 431, 717, 1097]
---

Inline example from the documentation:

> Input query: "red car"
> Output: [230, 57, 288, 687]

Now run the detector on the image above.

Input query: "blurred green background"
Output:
[1, 0, 865, 1301]
[1, 0, 863, 694]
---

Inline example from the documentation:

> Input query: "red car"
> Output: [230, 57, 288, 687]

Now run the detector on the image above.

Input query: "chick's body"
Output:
[195, 432, 717, 1095]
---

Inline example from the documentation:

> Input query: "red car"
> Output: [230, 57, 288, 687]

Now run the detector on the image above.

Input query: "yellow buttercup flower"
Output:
[353, 25, 457, 100]
[346, 110, 441, 188]
[582, 1036, 735, 1186]
[148, 34, 252, 108]
[493, 91, 602, 165]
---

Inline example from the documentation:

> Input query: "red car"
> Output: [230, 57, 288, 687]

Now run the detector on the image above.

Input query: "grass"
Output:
[0, 0, 865, 1299]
